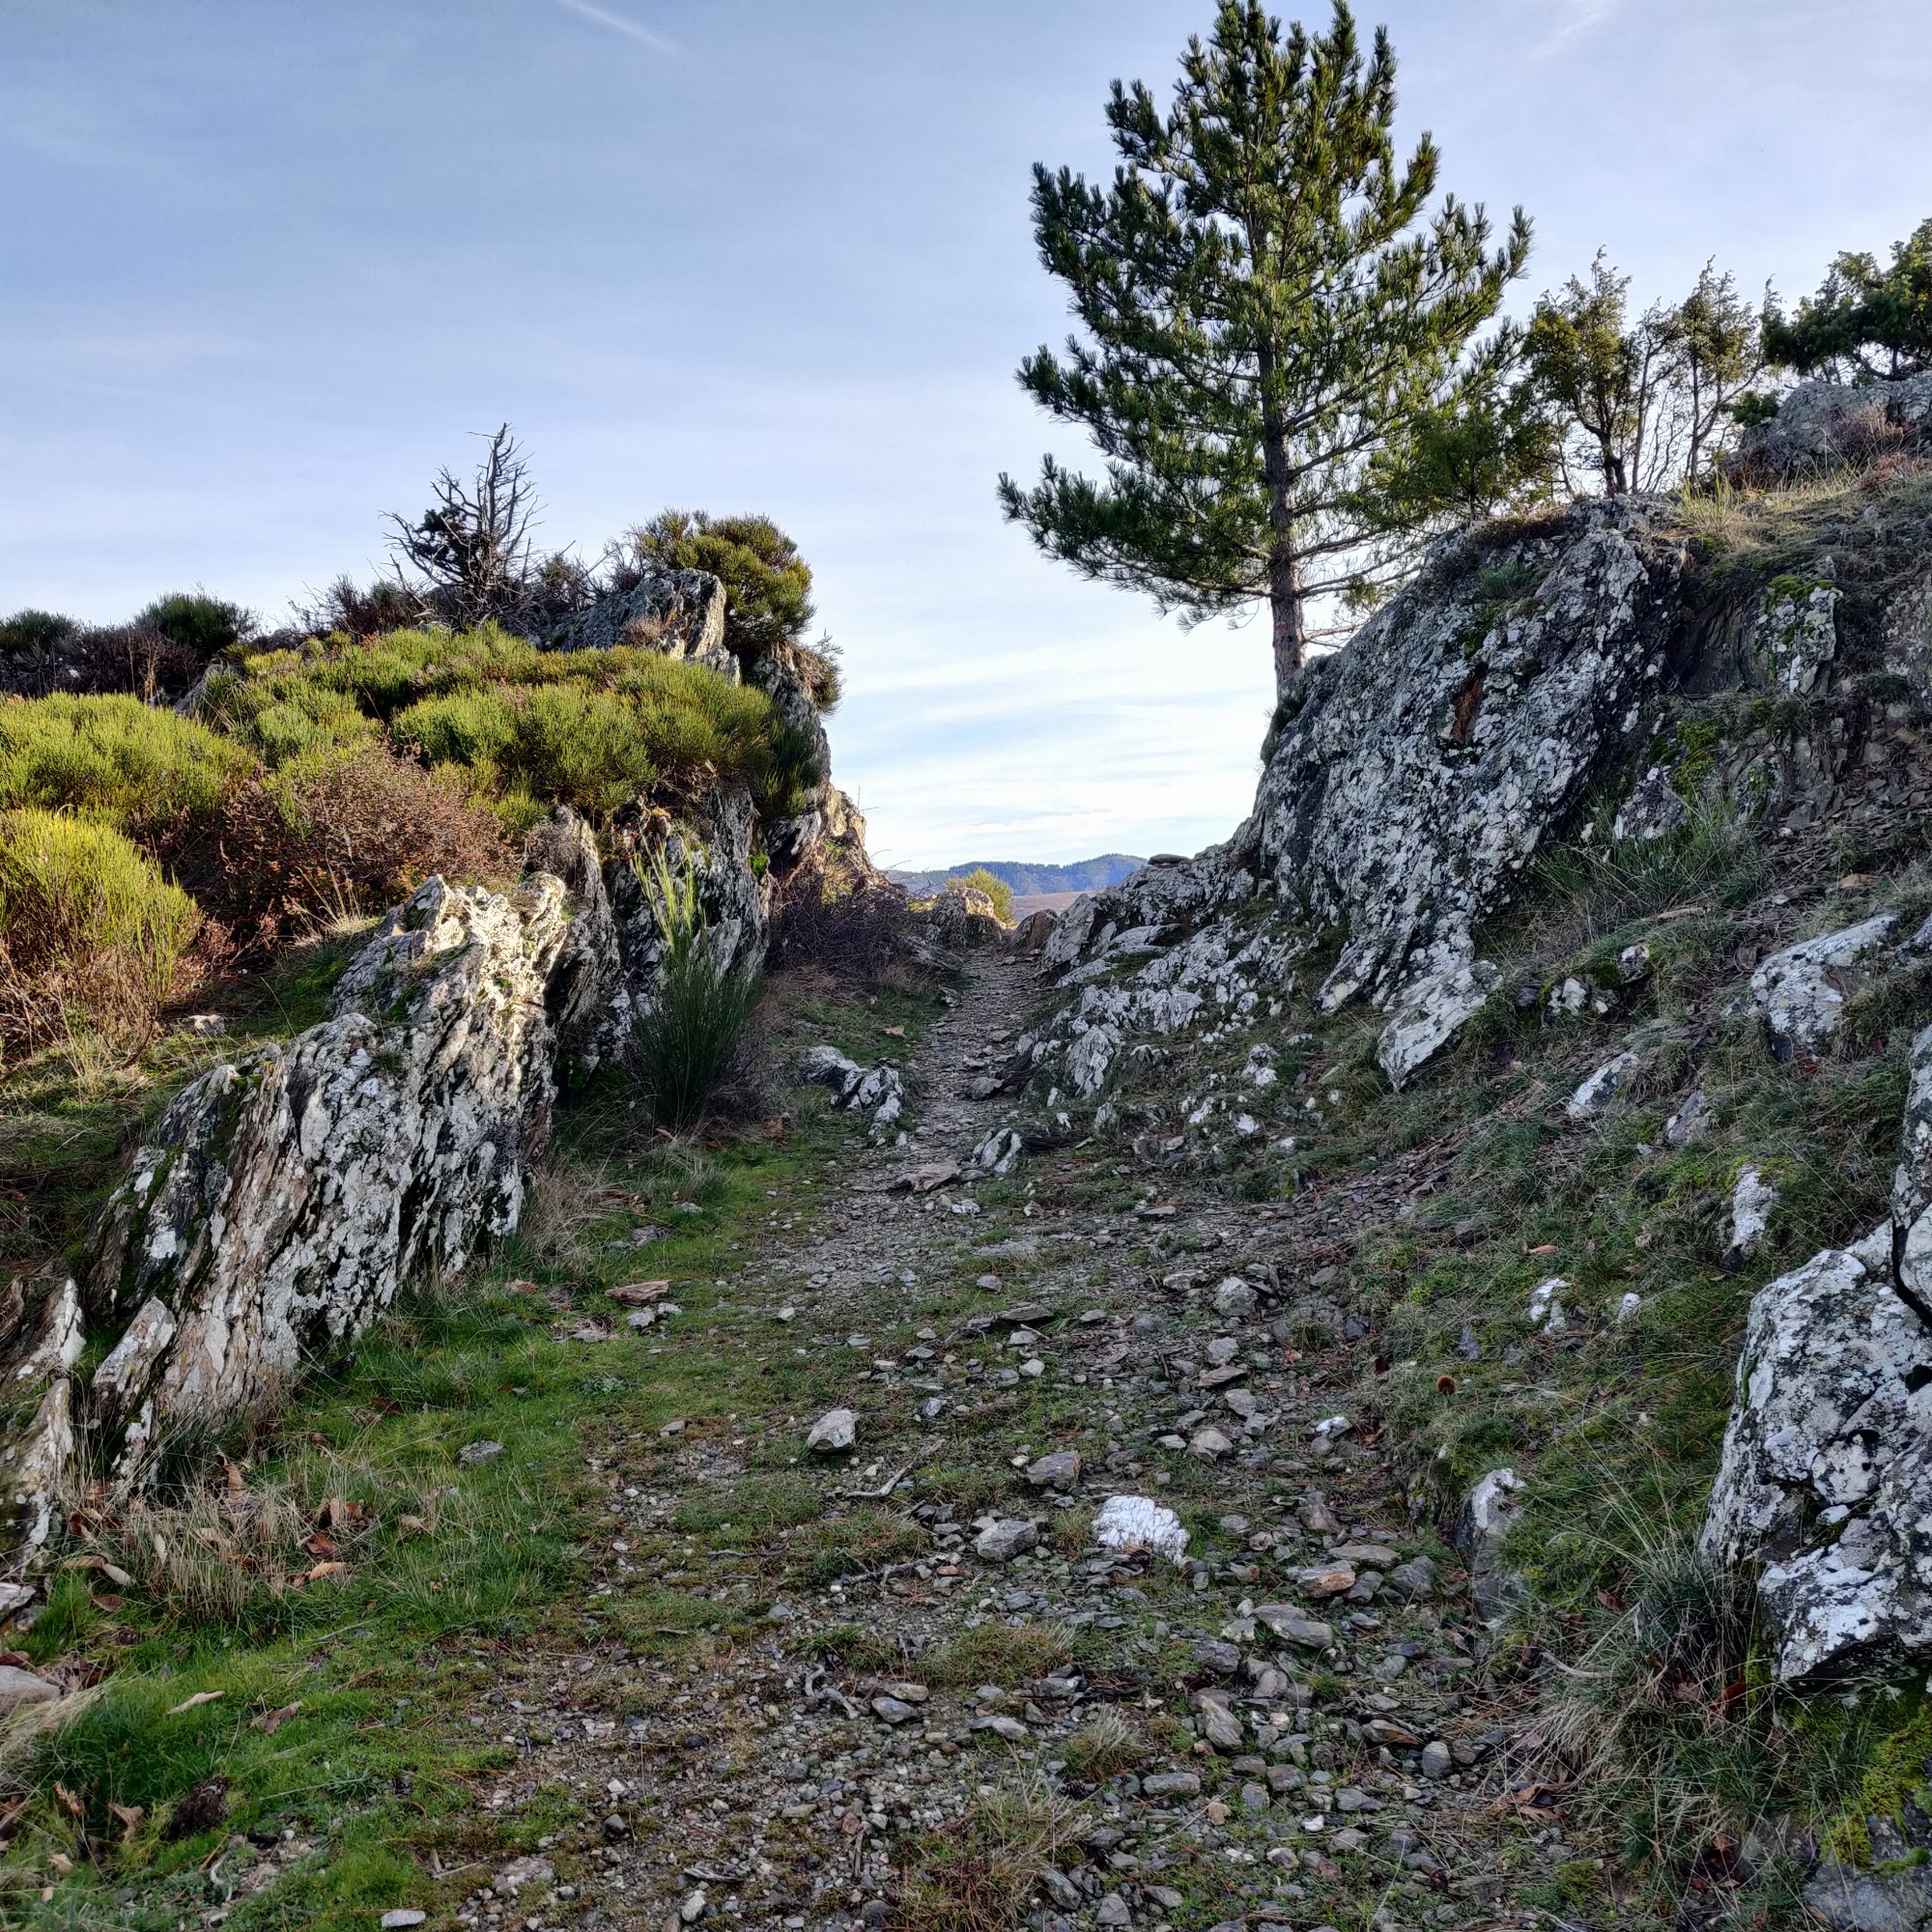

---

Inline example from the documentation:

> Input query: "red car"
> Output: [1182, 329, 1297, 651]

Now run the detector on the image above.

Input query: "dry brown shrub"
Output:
[164, 747, 513, 958]
[768, 863, 910, 981]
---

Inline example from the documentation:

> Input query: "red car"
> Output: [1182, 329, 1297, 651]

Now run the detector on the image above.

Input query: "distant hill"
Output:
[890, 854, 1145, 897]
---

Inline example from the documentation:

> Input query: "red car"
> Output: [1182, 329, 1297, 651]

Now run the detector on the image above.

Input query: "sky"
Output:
[3, 2, 1928, 870]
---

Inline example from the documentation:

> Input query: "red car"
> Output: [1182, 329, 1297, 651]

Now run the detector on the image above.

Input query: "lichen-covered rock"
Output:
[521, 807, 622, 1079]
[795, 1045, 903, 1136]
[1457, 1466, 1525, 1621]
[1725, 1163, 1780, 1265]
[1700, 1233, 1932, 1681]
[545, 568, 735, 678]
[1612, 763, 1691, 842]
[607, 783, 768, 1048]
[1895, 1023, 1932, 1326]
[1377, 959, 1500, 1090]
[74, 872, 575, 1499]
[0, 1278, 82, 1554]
[1733, 372, 1932, 485]
[1748, 912, 1899, 1055]
[1241, 499, 1683, 1010]
[1750, 580, 1837, 694]
[1566, 1050, 1641, 1122]
[1885, 566, 1932, 716]
[744, 647, 833, 867]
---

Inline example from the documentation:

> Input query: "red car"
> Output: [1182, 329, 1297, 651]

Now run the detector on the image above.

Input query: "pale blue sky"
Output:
[3, 1, 1926, 867]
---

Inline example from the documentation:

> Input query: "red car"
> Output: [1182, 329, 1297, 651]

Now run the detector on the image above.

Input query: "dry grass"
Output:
[923, 1622, 1081, 1689]
[894, 1782, 1086, 1932]
[1059, 1708, 1146, 1783]
[1537, 1494, 1772, 1875]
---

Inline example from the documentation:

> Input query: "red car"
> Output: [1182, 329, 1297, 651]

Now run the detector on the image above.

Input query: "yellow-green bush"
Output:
[200, 624, 821, 826]
[0, 809, 203, 1052]
[0, 694, 251, 838]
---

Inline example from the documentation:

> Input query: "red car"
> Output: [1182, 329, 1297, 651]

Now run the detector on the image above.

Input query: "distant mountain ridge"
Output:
[890, 854, 1145, 897]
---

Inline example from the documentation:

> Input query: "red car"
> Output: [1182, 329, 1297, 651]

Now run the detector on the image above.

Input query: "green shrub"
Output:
[133, 590, 253, 665]
[0, 694, 251, 838]
[952, 867, 1014, 923]
[623, 510, 815, 662]
[203, 624, 816, 825]
[0, 809, 202, 1053]
[629, 854, 763, 1130]
[0, 609, 78, 656]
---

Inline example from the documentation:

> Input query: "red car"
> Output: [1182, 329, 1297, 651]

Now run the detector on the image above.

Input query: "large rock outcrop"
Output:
[544, 568, 736, 680]
[1700, 1025, 1932, 1681]
[1734, 372, 1932, 486]
[1242, 499, 1683, 1010]
[606, 781, 768, 1053]
[1028, 500, 1685, 1095]
[74, 870, 585, 1501]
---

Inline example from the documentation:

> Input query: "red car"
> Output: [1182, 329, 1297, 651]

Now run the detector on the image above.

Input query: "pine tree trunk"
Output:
[1258, 350, 1304, 696]
[1269, 546, 1305, 696]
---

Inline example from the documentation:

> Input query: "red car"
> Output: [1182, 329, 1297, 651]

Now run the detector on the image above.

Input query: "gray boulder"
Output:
[78, 872, 576, 1500]
[1458, 1467, 1526, 1621]
[1884, 566, 1932, 716]
[1896, 1024, 1932, 1325]
[522, 807, 623, 1079]
[546, 568, 735, 679]
[1749, 580, 1838, 695]
[1244, 498, 1683, 1012]
[1734, 372, 1932, 485]
[607, 782, 768, 1050]
[1804, 1861, 1932, 1932]
[743, 646, 833, 866]
[1748, 912, 1899, 1055]
[1700, 1232, 1932, 1681]
[1031, 500, 1684, 1094]
[1566, 1049, 1641, 1122]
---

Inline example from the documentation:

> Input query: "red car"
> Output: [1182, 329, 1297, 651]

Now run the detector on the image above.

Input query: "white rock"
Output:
[1700, 1239, 1932, 1680]
[1093, 1494, 1189, 1565]
[1752, 581, 1837, 695]
[1664, 1090, 1714, 1147]
[1527, 1278, 1568, 1330]
[1894, 1024, 1932, 1324]
[1376, 959, 1501, 1089]
[1749, 913, 1898, 1055]
[1727, 1165, 1779, 1263]
[1566, 1051, 1640, 1122]
[807, 1407, 857, 1454]
[78, 869, 592, 1500]
[1459, 1467, 1525, 1621]
[972, 1125, 1024, 1176]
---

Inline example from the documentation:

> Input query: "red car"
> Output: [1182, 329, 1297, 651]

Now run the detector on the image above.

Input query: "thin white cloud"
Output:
[1531, 0, 1633, 57]
[549, 0, 679, 56]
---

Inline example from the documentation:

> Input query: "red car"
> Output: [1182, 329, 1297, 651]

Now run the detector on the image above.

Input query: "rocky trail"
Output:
[451, 953, 1566, 1932]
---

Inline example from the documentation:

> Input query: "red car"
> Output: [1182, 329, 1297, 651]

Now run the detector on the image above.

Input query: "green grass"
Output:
[0, 968, 953, 1930]
[198, 623, 823, 828]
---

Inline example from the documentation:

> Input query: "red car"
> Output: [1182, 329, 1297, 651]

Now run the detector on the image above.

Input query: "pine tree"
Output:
[1764, 217, 1932, 382]
[998, 0, 1529, 693]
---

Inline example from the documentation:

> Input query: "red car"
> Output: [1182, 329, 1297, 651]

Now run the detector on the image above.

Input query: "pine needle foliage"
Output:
[998, 0, 1530, 692]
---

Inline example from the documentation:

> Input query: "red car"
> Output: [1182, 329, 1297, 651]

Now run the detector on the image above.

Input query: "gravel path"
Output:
[450, 952, 1566, 1932]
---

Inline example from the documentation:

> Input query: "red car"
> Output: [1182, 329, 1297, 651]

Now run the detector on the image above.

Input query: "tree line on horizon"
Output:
[999, 0, 1932, 696]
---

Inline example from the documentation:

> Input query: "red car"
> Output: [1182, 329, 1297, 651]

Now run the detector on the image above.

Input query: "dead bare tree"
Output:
[385, 425, 540, 628]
